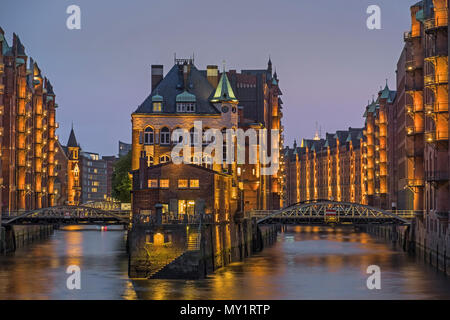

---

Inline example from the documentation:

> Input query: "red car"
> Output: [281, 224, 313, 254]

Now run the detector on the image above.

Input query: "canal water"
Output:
[0, 225, 449, 300]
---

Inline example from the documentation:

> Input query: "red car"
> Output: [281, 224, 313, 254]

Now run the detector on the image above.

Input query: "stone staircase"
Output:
[149, 232, 202, 279]
[187, 232, 201, 251]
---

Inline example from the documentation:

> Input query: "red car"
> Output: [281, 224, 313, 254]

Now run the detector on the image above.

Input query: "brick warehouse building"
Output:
[0, 29, 59, 213]
[285, 0, 448, 266]
[59, 127, 117, 205]
[131, 57, 283, 219]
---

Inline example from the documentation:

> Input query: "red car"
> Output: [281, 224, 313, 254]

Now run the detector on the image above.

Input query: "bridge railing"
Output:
[249, 210, 276, 219]
[133, 213, 213, 225]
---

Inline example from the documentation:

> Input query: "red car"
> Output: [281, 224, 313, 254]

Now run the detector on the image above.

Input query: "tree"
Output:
[112, 151, 132, 203]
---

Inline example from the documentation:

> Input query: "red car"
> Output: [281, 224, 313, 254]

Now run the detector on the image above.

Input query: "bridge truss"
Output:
[1, 205, 131, 226]
[256, 200, 414, 226]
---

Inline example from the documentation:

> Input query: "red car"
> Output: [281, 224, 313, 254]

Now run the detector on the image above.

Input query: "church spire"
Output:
[268, 56, 272, 74]
[67, 126, 79, 148]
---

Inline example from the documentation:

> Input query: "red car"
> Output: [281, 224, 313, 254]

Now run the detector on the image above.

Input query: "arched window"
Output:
[190, 127, 200, 146]
[173, 127, 183, 144]
[160, 127, 170, 145]
[159, 155, 170, 163]
[144, 127, 154, 145]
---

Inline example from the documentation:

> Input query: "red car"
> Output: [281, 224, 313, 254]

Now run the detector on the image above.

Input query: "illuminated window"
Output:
[148, 179, 158, 188]
[190, 179, 199, 188]
[160, 179, 169, 188]
[91, 188, 97, 193]
[147, 156, 154, 167]
[178, 179, 188, 188]
[144, 127, 154, 145]
[178, 200, 195, 215]
[152, 102, 162, 112]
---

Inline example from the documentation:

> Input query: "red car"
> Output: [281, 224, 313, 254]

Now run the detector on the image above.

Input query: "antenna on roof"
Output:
[174, 53, 176, 64]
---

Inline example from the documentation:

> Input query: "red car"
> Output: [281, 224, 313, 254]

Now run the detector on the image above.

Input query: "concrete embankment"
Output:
[362, 220, 450, 276]
[1, 225, 54, 253]
[128, 218, 279, 279]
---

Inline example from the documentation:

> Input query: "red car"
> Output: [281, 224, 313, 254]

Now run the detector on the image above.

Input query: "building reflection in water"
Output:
[1, 225, 450, 299]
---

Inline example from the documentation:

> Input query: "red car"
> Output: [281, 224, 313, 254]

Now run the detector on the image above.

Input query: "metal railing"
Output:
[407, 179, 425, 187]
[425, 130, 449, 143]
[424, 73, 448, 86]
[424, 15, 448, 31]
[133, 213, 213, 225]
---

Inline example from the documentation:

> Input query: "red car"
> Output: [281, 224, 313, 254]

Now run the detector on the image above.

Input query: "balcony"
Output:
[426, 171, 449, 182]
[425, 130, 449, 143]
[406, 126, 424, 136]
[407, 179, 425, 187]
[424, 15, 448, 33]
[434, 101, 448, 113]
[403, 31, 420, 42]
[405, 84, 422, 94]
[424, 73, 448, 86]
[424, 103, 434, 117]
[405, 104, 415, 116]
[425, 101, 448, 116]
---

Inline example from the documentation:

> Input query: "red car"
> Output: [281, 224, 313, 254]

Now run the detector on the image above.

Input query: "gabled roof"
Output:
[211, 71, 238, 103]
[134, 64, 220, 114]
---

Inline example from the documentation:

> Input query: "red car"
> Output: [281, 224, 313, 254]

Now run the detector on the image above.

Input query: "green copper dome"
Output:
[176, 90, 196, 102]
[152, 94, 163, 102]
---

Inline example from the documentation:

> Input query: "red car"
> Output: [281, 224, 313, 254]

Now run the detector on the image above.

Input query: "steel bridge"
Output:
[1, 205, 131, 226]
[254, 200, 414, 226]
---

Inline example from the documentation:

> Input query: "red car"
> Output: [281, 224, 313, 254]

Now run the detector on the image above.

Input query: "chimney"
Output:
[207, 65, 219, 88]
[183, 63, 190, 89]
[151, 65, 163, 91]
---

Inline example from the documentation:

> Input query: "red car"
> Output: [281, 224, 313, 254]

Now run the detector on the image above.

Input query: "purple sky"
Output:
[0, 0, 416, 156]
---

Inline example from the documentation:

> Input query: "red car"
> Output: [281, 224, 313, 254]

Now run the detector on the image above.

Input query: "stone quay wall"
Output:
[128, 218, 279, 279]
[362, 220, 450, 276]
[1, 225, 54, 253]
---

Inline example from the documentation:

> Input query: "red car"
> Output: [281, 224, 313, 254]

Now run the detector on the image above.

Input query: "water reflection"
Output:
[0, 225, 449, 300]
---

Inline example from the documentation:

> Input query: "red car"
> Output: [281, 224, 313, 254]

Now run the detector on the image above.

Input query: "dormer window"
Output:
[151, 94, 163, 113]
[176, 91, 196, 113]
[177, 102, 195, 113]
[153, 102, 162, 112]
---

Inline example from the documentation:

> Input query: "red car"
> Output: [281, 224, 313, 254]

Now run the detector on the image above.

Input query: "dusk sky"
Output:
[1, 0, 417, 156]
